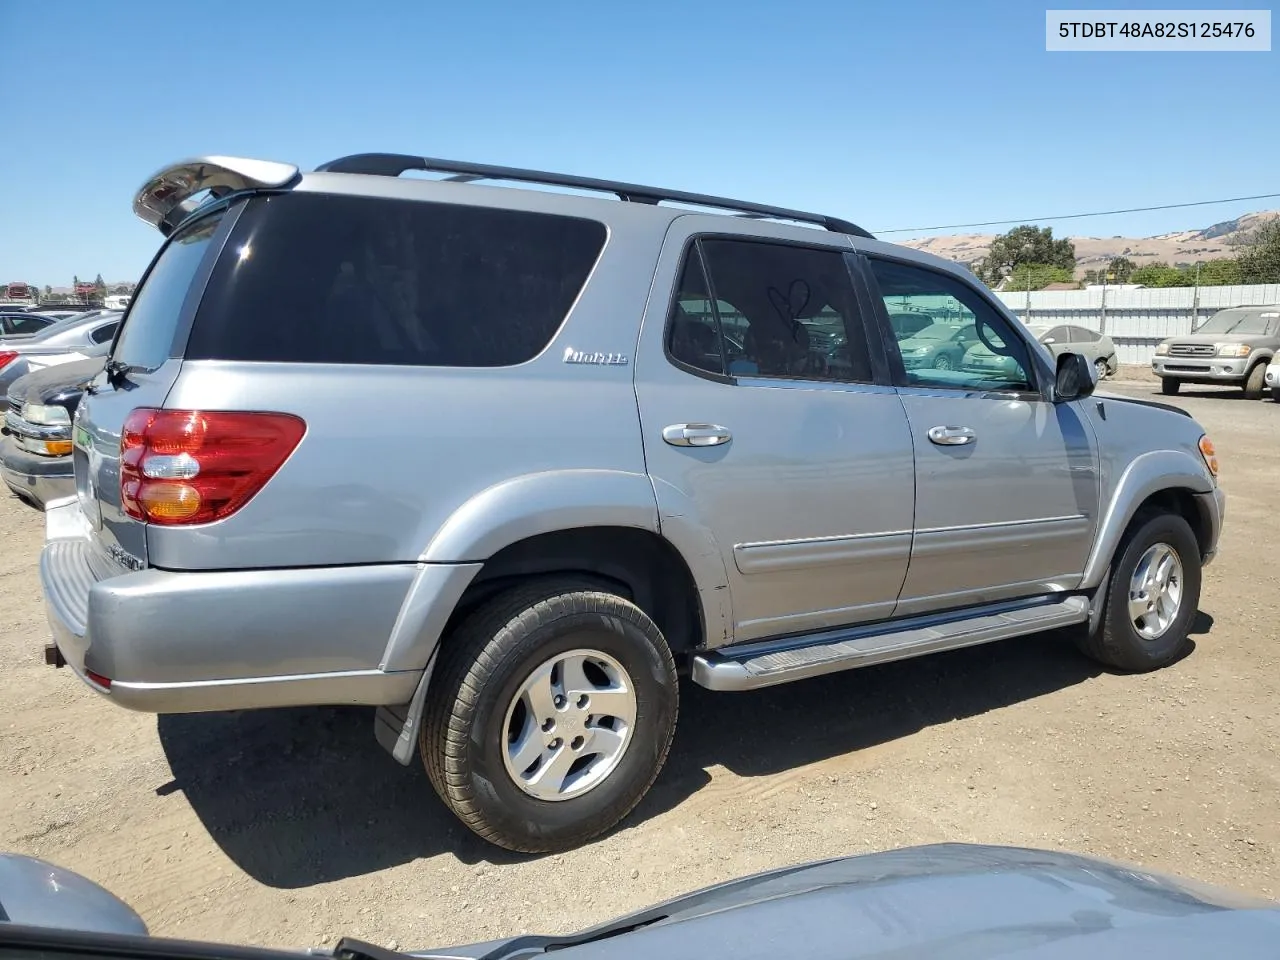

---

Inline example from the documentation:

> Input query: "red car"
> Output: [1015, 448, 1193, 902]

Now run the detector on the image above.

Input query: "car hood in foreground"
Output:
[412, 843, 1280, 960]
[4, 845, 1279, 960]
[6, 357, 104, 408]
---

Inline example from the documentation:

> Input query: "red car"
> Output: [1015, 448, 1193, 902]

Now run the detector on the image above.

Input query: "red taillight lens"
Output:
[120, 408, 306, 526]
[0, 351, 17, 371]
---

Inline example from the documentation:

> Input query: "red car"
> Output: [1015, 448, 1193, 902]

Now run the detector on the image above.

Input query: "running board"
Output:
[692, 595, 1090, 692]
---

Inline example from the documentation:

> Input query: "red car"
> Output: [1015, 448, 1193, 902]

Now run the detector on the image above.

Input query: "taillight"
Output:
[0, 351, 16, 371]
[120, 408, 306, 525]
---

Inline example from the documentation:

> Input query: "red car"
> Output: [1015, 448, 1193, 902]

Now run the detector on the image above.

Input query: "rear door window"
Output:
[187, 193, 607, 367]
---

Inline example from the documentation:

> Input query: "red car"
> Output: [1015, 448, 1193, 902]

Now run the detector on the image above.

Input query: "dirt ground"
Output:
[2, 378, 1278, 952]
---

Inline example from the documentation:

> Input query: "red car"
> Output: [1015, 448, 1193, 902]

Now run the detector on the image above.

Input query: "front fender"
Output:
[1079, 450, 1214, 589]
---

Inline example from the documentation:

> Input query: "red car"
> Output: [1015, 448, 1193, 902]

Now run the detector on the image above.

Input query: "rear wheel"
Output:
[1160, 378, 1180, 395]
[1243, 362, 1266, 400]
[1272, 387, 1280, 403]
[1073, 511, 1201, 672]
[1094, 357, 1109, 381]
[933, 354, 953, 371]
[421, 579, 678, 853]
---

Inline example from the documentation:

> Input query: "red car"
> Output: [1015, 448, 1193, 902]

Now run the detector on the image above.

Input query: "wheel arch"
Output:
[1080, 451, 1215, 590]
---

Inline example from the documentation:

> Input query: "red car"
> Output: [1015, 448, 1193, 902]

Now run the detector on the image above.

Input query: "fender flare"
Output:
[1079, 450, 1214, 590]
[381, 470, 733, 673]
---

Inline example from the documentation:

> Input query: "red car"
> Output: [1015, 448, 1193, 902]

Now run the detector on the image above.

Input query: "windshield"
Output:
[1196, 309, 1278, 335]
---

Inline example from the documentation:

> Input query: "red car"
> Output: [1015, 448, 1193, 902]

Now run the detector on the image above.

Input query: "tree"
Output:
[43, 285, 51, 297]
[1108, 257, 1135, 283]
[1130, 262, 1188, 287]
[94, 273, 106, 293]
[1238, 219, 1280, 284]
[975, 225, 1076, 285]
[1002, 265, 1075, 291]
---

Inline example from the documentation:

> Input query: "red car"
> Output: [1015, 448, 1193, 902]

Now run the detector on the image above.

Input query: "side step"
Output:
[692, 595, 1090, 692]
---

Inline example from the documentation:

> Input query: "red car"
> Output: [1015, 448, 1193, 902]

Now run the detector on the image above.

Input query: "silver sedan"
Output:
[0, 311, 121, 399]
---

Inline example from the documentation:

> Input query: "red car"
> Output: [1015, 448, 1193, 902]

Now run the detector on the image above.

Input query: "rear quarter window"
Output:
[186, 193, 607, 367]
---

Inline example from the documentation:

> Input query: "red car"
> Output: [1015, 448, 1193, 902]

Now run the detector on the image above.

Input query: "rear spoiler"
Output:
[132, 156, 300, 236]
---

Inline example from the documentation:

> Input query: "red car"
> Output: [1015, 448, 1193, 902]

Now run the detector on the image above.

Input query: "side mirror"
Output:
[1041, 337, 1056, 344]
[1054, 351, 1095, 402]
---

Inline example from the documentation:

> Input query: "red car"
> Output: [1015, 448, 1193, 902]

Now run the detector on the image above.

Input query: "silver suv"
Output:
[39, 154, 1225, 853]
[1152, 305, 1280, 398]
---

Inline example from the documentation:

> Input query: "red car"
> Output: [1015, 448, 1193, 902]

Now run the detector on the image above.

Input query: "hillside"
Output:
[899, 210, 1278, 278]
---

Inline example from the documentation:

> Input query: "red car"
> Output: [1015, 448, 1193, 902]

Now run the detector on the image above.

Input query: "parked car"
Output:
[40, 153, 1224, 854]
[887, 308, 933, 340]
[1265, 355, 1280, 401]
[6, 844, 1280, 956]
[965, 323, 1118, 381]
[895, 321, 977, 371]
[0, 311, 120, 400]
[1151, 305, 1280, 398]
[1, 358, 103, 509]
[0, 311, 58, 340]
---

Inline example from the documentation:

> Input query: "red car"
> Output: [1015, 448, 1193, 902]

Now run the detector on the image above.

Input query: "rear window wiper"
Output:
[104, 358, 137, 388]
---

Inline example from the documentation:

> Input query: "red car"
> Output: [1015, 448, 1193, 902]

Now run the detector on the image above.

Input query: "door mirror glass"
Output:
[1054, 351, 1095, 402]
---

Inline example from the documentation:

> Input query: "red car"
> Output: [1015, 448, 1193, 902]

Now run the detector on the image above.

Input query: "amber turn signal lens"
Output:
[138, 481, 203, 520]
[42, 440, 74, 457]
[1198, 436, 1218, 477]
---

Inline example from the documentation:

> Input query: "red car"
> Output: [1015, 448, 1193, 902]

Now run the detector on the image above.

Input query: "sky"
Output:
[1, 0, 1276, 285]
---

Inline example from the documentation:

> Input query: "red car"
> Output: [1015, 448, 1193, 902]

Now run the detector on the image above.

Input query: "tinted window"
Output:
[90, 320, 120, 344]
[113, 212, 223, 370]
[867, 258, 1035, 393]
[187, 193, 606, 366]
[667, 239, 872, 383]
[6, 314, 52, 335]
[1041, 325, 1072, 344]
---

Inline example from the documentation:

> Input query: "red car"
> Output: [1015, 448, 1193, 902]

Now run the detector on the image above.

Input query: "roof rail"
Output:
[314, 153, 874, 239]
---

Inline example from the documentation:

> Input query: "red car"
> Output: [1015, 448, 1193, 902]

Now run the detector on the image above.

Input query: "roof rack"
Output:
[314, 153, 874, 239]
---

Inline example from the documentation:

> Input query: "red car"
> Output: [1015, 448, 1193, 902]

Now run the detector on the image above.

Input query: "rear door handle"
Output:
[662, 423, 732, 447]
[927, 425, 975, 446]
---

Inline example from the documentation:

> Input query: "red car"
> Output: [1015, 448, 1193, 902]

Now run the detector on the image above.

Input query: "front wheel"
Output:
[420, 579, 678, 853]
[1073, 511, 1201, 672]
[1244, 362, 1266, 400]
[933, 354, 953, 371]
[1271, 387, 1280, 403]
[1160, 378, 1181, 395]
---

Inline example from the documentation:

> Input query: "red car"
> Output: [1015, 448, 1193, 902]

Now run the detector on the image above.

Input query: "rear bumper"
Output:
[38, 499, 479, 714]
[0, 437, 74, 509]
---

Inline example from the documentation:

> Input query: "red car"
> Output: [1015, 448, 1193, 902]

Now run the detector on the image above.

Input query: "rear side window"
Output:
[7, 314, 51, 335]
[113, 212, 224, 370]
[187, 193, 607, 366]
[90, 321, 120, 344]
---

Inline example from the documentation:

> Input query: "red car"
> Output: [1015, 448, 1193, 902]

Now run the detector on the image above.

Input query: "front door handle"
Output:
[662, 423, 732, 447]
[927, 425, 975, 446]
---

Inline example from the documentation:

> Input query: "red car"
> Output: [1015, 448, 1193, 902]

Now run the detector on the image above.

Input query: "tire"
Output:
[1094, 357, 1108, 381]
[933, 354, 953, 371]
[1272, 387, 1280, 403]
[420, 578, 679, 853]
[1160, 378, 1180, 395]
[1243, 362, 1266, 400]
[1073, 511, 1201, 673]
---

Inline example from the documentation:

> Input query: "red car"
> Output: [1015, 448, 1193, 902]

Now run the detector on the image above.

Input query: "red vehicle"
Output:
[3, 282, 36, 305]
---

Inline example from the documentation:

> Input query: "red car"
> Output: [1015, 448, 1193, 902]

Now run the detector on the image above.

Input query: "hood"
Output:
[7, 358, 104, 408]
[898, 337, 944, 351]
[0, 854, 147, 936]
[415, 844, 1280, 960]
[1093, 389, 1192, 418]
[1164, 333, 1258, 345]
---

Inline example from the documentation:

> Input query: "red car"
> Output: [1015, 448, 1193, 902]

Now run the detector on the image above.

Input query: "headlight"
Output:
[21, 402, 71, 426]
[1154, 343, 1169, 356]
[1217, 343, 1252, 358]
[914, 347, 931, 355]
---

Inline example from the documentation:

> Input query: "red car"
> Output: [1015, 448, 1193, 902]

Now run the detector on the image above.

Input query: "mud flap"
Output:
[373, 652, 437, 765]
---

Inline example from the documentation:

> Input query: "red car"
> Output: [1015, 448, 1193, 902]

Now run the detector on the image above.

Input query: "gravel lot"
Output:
[2, 379, 1277, 952]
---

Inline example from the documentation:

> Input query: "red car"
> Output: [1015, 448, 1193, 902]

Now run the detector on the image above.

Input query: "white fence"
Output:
[995, 284, 1280, 364]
